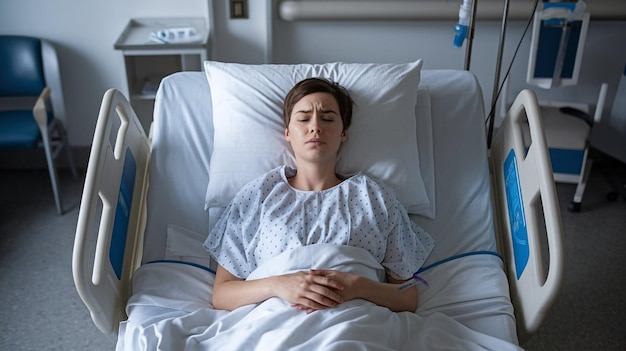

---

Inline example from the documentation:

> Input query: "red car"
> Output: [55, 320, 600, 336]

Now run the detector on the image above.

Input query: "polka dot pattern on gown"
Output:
[204, 166, 434, 280]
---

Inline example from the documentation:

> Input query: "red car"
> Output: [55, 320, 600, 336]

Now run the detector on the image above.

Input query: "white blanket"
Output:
[118, 244, 522, 350]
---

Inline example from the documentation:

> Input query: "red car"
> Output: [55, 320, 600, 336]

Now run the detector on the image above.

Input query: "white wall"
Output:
[1, 0, 625, 162]
[210, 0, 272, 63]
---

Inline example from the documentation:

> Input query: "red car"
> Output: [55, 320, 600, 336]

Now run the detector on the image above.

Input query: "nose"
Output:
[310, 125, 321, 133]
[310, 116, 321, 134]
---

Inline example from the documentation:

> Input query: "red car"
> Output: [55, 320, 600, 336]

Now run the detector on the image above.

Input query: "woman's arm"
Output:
[307, 270, 418, 312]
[212, 265, 346, 311]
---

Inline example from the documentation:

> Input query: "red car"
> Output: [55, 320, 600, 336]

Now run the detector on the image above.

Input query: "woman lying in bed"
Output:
[203, 77, 434, 314]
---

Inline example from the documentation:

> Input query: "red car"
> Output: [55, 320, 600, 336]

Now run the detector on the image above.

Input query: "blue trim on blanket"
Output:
[145, 259, 216, 275]
[415, 251, 502, 274]
[145, 251, 500, 278]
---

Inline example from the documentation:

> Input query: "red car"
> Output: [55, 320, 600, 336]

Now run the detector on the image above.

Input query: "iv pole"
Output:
[488, 0, 511, 148]
[464, 0, 478, 70]
[463, 0, 511, 147]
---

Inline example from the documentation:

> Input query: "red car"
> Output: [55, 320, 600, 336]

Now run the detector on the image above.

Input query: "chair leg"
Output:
[569, 156, 593, 212]
[59, 122, 78, 180]
[41, 130, 63, 215]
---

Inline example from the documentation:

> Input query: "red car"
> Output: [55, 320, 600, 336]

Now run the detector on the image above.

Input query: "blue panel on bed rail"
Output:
[110, 149, 136, 280]
[504, 150, 529, 280]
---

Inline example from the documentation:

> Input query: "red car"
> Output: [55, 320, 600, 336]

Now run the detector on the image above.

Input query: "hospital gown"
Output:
[204, 166, 434, 280]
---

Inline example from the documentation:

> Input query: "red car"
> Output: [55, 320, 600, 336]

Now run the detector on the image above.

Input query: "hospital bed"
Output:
[72, 60, 564, 350]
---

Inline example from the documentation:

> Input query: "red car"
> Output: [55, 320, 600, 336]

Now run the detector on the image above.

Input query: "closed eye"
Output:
[320, 110, 339, 121]
[293, 110, 339, 122]
[294, 111, 310, 122]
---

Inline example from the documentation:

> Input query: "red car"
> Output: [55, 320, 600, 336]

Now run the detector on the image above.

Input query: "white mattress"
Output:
[129, 69, 518, 346]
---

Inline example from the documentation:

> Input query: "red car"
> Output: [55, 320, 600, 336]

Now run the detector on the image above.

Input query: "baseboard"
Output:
[0, 146, 90, 170]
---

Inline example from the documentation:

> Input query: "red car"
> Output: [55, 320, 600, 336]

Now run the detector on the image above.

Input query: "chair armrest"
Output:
[32, 86, 52, 132]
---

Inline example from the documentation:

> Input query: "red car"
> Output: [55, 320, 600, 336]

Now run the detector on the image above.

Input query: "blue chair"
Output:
[0, 35, 77, 214]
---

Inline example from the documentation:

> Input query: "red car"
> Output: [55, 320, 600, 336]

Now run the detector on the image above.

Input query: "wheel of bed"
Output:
[72, 61, 564, 349]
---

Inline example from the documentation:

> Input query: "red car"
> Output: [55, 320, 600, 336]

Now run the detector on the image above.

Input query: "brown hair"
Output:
[282, 77, 353, 131]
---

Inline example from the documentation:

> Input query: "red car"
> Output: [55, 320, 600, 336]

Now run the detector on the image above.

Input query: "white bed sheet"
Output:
[130, 69, 517, 347]
[142, 72, 213, 263]
[120, 247, 518, 350]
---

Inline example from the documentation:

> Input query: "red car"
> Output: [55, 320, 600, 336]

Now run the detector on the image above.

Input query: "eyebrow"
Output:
[295, 108, 338, 115]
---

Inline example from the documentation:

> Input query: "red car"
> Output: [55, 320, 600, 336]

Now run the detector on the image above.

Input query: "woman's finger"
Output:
[309, 270, 344, 291]
[306, 285, 343, 306]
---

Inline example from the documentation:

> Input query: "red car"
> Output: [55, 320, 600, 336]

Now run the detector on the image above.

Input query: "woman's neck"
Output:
[288, 163, 342, 191]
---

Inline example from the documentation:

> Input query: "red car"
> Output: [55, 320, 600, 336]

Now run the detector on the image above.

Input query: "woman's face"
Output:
[285, 92, 347, 165]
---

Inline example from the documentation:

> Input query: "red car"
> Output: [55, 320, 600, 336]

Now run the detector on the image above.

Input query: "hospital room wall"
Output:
[0, 0, 624, 157]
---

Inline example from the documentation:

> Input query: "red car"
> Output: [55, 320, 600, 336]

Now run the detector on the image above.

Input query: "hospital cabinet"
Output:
[114, 18, 209, 132]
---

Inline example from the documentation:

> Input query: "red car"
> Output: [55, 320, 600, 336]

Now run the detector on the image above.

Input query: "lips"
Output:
[306, 138, 324, 145]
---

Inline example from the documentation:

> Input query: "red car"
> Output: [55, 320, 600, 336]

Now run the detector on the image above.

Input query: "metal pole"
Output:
[551, 23, 572, 88]
[464, 0, 478, 70]
[487, 0, 510, 148]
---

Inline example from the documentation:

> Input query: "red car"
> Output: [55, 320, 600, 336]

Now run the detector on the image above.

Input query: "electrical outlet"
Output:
[230, 0, 248, 19]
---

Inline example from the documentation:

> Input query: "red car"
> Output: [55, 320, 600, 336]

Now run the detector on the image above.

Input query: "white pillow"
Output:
[413, 87, 435, 218]
[204, 60, 430, 215]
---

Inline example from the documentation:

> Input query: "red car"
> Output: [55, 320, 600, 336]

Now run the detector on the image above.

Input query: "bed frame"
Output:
[72, 73, 564, 344]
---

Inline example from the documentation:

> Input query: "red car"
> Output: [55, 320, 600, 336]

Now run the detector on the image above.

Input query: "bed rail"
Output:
[72, 89, 151, 342]
[489, 89, 565, 343]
